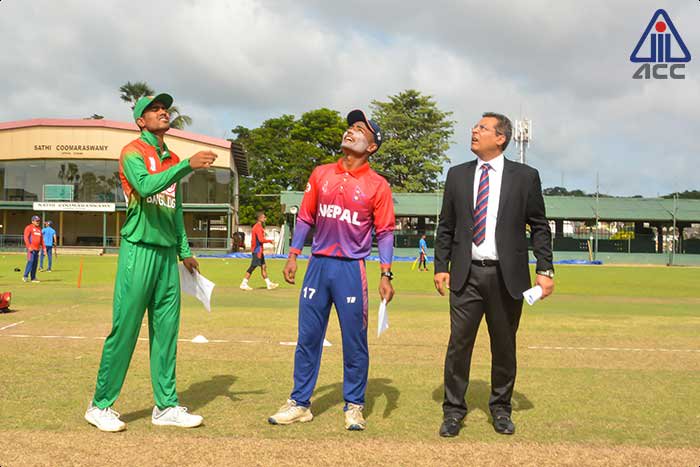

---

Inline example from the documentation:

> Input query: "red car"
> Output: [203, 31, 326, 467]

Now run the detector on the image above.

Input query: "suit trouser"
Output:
[92, 239, 181, 410]
[442, 263, 523, 420]
[291, 255, 369, 408]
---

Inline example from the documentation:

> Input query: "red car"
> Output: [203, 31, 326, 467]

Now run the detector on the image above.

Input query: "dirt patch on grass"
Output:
[2, 431, 698, 466]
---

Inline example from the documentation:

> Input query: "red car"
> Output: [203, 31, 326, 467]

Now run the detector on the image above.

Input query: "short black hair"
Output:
[482, 112, 512, 152]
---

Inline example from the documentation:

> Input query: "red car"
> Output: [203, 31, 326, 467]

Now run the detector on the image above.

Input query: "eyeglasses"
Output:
[471, 124, 499, 134]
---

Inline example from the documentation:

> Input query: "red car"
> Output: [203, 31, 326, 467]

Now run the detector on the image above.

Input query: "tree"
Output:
[168, 105, 193, 130]
[543, 186, 588, 196]
[662, 190, 700, 199]
[232, 108, 346, 225]
[118, 82, 193, 129]
[119, 81, 154, 109]
[369, 90, 455, 192]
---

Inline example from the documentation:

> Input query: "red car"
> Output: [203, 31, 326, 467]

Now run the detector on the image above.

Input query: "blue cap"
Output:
[31, 215, 40, 221]
[347, 109, 382, 152]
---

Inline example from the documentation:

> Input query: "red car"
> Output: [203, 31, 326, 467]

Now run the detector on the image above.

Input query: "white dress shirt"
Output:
[471, 154, 504, 261]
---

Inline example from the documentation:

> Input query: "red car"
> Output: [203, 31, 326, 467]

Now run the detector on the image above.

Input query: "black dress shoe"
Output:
[492, 414, 515, 435]
[439, 417, 462, 437]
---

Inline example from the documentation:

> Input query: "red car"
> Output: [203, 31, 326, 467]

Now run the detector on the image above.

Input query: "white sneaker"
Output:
[84, 402, 126, 432]
[268, 399, 313, 425]
[240, 283, 253, 291]
[344, 403, 366, 431]
[151, 405, 203, 428]
[31, 279, 41, 283]
[266, 282, 279, 290]
[22, 277, 27, 282]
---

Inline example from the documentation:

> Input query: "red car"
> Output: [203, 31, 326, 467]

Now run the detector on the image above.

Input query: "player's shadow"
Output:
[122, 374, 263, 422]
[311, 378, 400, 418]
[431, 380, 533, 421]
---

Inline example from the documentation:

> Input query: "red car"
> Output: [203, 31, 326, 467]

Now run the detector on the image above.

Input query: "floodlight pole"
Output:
[513, 119, 532, 165]
[594, 172, 600, 261]
[669, 193, 678, 266]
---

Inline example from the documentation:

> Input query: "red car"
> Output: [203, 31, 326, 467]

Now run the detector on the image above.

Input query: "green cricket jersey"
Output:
[119, 130, 193, 259]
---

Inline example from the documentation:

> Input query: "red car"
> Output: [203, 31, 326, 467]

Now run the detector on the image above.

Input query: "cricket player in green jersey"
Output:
[84, 93, 217, 432]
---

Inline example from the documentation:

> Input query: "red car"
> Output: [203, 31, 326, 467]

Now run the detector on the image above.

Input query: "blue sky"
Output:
[1, 0, 697, 196]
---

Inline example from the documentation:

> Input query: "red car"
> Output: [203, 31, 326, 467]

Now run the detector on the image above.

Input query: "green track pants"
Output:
[92, 239, 181, 410]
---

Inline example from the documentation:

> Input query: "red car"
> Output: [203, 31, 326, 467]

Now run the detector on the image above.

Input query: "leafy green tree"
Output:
[663, 190, 700, 199]
[370, 89, 455, 192]
[169, 105, 193, 130]
[543, 186, 588, 196]
[118, 82, 193, 129]
[232, 108, 346, 225]
[119, 81, 154, 109]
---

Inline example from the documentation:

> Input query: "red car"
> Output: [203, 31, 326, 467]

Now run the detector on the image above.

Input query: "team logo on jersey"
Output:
[305, 183, 312, 193]
[321, 180, 329, 193]
[352, 185, 367, 204]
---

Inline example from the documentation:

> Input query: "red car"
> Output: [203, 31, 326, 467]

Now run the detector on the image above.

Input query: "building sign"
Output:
[34, 144, 110, 154]
[33, 202, 115, 212]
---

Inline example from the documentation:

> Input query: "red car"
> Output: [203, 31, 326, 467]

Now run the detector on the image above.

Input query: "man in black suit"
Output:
[434, 112, 554, 437]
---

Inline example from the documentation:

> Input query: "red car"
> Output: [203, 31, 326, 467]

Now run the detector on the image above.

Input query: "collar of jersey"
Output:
[140, 130, 171, 160]
[335, 158, 370, 178]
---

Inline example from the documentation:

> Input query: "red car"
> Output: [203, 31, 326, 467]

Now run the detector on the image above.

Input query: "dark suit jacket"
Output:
[435, 158, 553, 298]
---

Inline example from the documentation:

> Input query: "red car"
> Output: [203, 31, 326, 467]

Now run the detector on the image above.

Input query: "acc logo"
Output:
[630, 9, 691, 80]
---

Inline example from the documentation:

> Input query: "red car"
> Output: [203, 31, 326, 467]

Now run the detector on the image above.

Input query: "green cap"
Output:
[133, 93, 174, 120]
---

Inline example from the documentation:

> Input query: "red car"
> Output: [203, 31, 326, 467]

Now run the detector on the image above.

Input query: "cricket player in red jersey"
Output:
[22, 215, 44, 283]
[268, 109, 395, 431]
[240, 211, 279, 291]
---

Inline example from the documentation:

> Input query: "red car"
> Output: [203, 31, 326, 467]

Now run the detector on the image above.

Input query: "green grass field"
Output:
[1, 254, 699, 466]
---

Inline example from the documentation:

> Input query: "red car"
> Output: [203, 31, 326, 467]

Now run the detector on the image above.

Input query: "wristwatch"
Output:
[536, 269, 555, 279]
[380, 271, 394, 281]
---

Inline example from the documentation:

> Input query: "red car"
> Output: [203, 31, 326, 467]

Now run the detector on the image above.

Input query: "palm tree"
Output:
[118, 81, 193, 129]
[169, 105, 193, 129]
[119, 81, 154, 110]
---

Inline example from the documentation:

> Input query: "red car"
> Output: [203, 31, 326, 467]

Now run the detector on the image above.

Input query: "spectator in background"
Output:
[418, 234, 428, 271]
[40, 220, 57, 272]
[240, 211, 279, 291]
[23, 215, 43, 283]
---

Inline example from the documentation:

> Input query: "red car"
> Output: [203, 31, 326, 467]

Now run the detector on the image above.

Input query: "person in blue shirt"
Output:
[418, 234, 428, 271]
[40, 220, 57, 272]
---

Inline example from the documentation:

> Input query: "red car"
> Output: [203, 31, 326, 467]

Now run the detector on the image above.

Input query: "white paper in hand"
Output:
[523, 285, 543, 306]
[377, 299, 389, 337]
[178, 263, 215, 312]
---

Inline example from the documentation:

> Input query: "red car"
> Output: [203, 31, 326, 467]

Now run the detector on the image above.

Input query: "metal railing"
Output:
[0, 234, 24, 248]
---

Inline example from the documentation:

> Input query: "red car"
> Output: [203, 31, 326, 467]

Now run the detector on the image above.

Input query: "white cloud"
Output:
[0, 0, 697, 196]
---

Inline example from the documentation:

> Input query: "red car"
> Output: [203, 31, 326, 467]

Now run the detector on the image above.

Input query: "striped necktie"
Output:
[473, 163, 491, 246]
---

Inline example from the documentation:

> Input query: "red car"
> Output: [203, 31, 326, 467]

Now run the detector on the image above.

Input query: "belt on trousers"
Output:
[471, 259, 499, 267]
